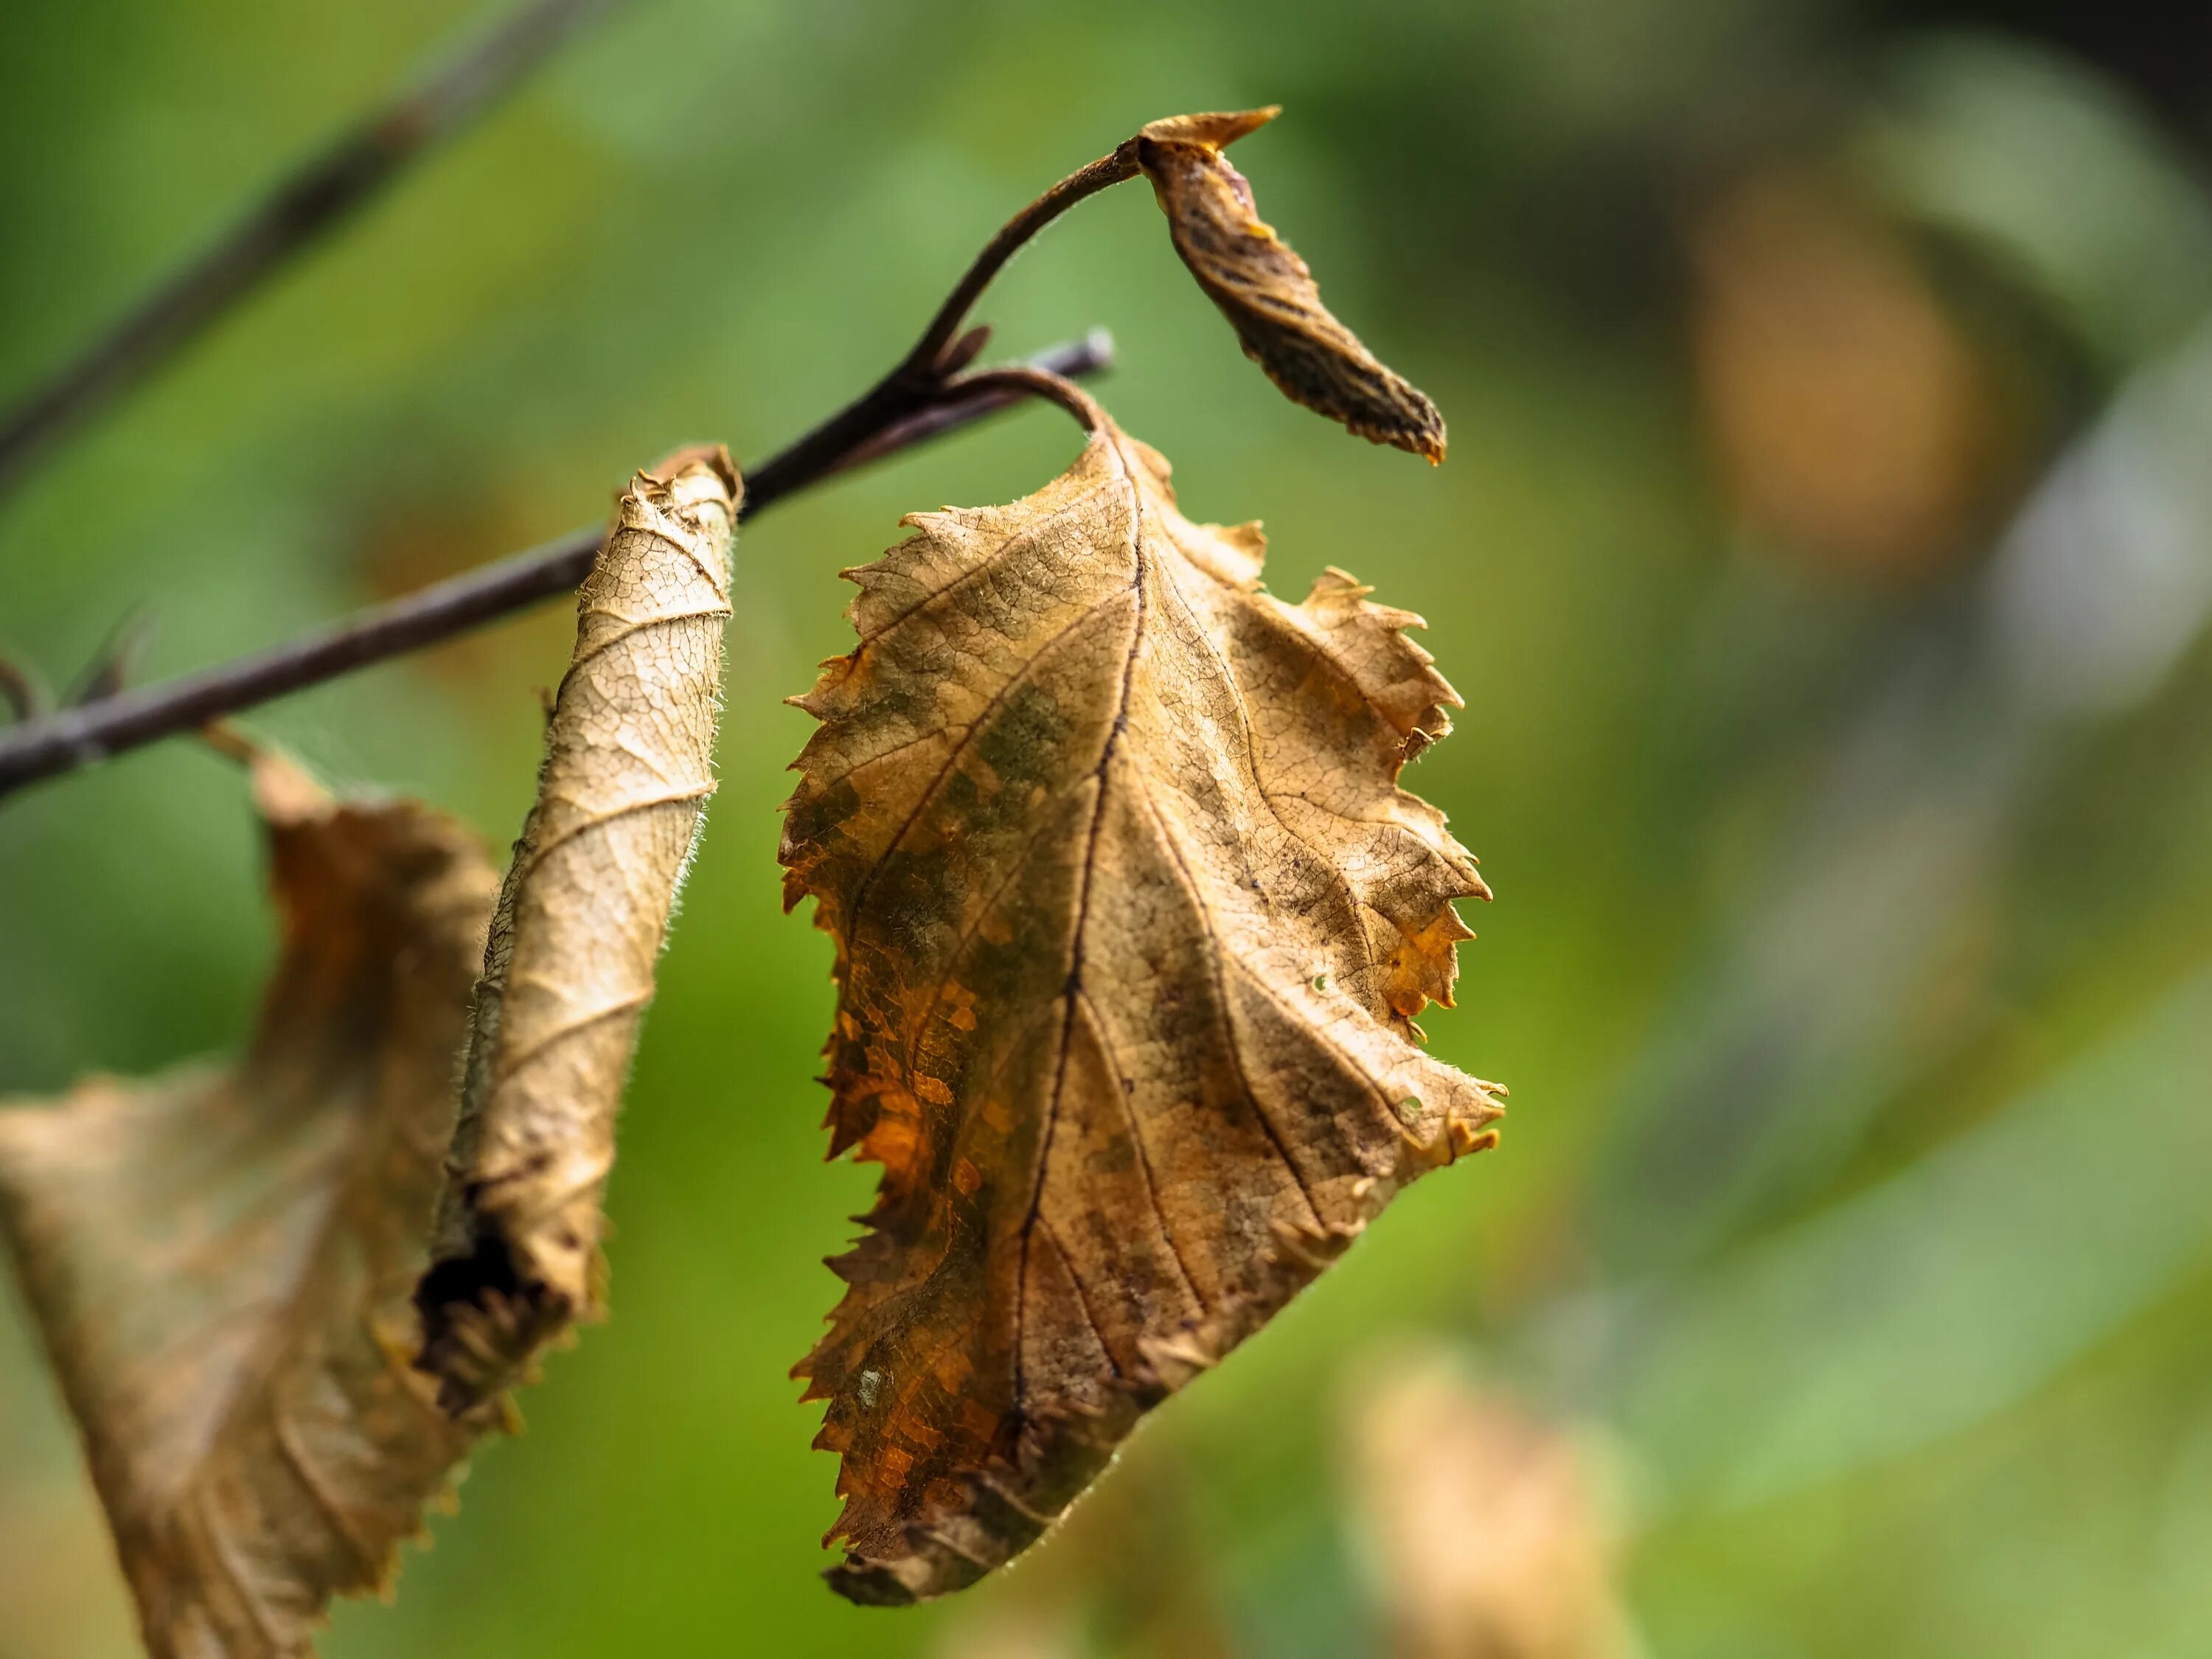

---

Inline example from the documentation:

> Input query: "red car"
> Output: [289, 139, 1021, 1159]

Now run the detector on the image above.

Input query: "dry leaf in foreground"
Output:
[782, 398, 1502, 1603]
[1136, 108, 1447, 462]
[0, 750, 501, 1659]
[415, 447, 739, 1413]
[1349, 1357, 1636, 1659]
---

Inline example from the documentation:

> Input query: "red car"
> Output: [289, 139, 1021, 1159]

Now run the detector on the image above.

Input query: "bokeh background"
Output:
[6, 1, 2212, 1655]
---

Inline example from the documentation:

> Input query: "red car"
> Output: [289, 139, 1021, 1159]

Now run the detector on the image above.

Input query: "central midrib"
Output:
[1011, 434, 1149, 1413]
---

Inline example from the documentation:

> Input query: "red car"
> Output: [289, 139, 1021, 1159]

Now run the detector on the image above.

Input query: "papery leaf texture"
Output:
[0, 749, 501, 1659]
[415, 447, 739, 1413]
[1136, 108, 1447, 461]
[781, 409, 1502, 1603]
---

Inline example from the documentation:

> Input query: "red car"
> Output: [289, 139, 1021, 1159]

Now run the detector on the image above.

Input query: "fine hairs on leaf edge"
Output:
[413, 448, 740, 1417]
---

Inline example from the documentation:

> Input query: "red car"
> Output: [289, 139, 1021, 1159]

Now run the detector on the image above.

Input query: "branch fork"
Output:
[0, 102, 1447, 804]
[0, 130, 1135, 801]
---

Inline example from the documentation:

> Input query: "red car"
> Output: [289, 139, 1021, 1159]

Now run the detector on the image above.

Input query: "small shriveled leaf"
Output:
[1136, 108, 1447, 462]
[782, 408, 1501, 1603]
[0, 750, 501, 1659]
[414, 447, 739, 1413]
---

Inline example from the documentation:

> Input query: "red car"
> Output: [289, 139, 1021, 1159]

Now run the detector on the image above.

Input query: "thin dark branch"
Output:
[0, 0, 622, 504]
[816, 329, 1113, 477]
[739, 139, 1144, 509]
[907, 147, 1143, 374]
[0, 115, 1150, 801]
[0, 333, 1113, 801]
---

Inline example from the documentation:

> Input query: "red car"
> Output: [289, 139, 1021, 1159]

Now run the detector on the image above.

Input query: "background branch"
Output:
[0, 333, 1113, 802]
[0, 0, 622, 504]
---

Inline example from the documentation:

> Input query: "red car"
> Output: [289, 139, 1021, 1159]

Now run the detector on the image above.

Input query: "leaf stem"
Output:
[953, 366, 1110, 437]
[728, 142, 1143, 509]
[908, 145, 1144, 373]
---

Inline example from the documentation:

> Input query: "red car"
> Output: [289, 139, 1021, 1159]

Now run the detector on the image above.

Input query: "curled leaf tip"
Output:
[1136, 105, 1281, 148]
[1135, 105, 1446, 462]
[414, 451, 739, 1415]
[644, 440, 741, 502]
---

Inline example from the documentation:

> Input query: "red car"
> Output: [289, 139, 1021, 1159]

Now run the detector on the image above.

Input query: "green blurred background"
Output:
[5, 1, 2212, 1655]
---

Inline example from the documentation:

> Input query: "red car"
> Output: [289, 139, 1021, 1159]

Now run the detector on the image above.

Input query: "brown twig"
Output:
[734, 141, 1144, 508]
[0, 333, 1113, 801]
[952, 364, 1110, 437]
[0, 116, 1154, 803]
[0, 0, 622, 504]
[816, 329, 1113, 476]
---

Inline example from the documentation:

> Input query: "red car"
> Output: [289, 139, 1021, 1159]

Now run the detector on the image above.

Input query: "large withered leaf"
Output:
[0, 750, 501, 1659]
[415, 447, 739, 1413]
[781, 409, 1503, 1603]
[1135, 108, 1447, 462]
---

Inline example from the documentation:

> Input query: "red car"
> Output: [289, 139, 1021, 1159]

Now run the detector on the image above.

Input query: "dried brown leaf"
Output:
[781, 406, 1502, 1604]
[414, 447, 739, 1413]
[1136, 108, 1447, 462]
[0, 750, 501, 1659]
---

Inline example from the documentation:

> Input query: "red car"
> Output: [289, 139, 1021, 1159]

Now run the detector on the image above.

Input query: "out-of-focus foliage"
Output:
[1344, 1352, 1637, 1659]
[3, 1, 2210, 1656]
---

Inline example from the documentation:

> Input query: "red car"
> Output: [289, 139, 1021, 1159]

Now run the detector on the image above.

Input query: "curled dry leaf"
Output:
[0, 749, 501, 1659]
[414, 447, 739, 1413]
[782, 402, 1502, 1603]
[1135, 108, 1447, 462]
